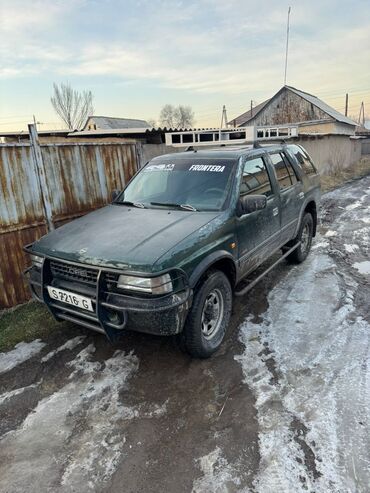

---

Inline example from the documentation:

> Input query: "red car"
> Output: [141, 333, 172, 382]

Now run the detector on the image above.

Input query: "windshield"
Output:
[116, 158, 237, 211]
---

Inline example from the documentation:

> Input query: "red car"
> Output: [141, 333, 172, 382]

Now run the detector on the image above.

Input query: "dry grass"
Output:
[321, 156, 370, 192]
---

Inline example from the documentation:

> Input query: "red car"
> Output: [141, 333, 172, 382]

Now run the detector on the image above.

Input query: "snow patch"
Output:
[0, 340, 45, 374]
[311, 239, 329, 250]
[0, 344, 158, 492]
[324, 230, 337, 237]
[0, 382, 40, 406]
[235, 252, 370, 492]
[345, 201, 362, 210]
[344, 244, 359, 253]
[353, 260, 370, 275]
[192, 447, 241, 493]
[41, 336, 86, 362]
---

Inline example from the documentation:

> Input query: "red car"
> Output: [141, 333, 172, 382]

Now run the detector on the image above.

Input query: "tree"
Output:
[51, 82, 94, 130]
[159, 104, 195, 128]
[146, 118, 157, 128]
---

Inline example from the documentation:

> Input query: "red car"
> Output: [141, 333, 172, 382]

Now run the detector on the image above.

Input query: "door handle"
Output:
[273, 207, 279, 216]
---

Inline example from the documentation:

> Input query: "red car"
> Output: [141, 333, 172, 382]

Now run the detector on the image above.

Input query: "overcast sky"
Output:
[0, 0, 369, 131]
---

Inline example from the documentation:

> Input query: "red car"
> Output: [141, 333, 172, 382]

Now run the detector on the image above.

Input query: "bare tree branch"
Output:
[50, 82, 94, 130]
[159, 104, 195, 128]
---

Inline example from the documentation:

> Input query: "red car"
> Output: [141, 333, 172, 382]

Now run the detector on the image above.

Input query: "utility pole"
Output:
[284, 6, 291, 86]
[358, 102, 365, 126]
[219, 105, 228, 128]
[250, 100, 253, 117]
[345, 93, 348, 116]
[219, 105, 228, 141]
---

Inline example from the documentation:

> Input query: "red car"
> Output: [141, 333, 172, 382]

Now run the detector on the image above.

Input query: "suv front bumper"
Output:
[24, 250, 192, 341]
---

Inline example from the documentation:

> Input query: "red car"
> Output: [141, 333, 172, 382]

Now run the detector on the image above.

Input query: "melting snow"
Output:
[0, 382, 40, 406]
[41, 335, 86, 362]
[353, 260, 370, 275]
[235, 178, 370, 492]
[235, 252, 370, 492]
[0, 340, 45, 374]
[0, 343, 166, 492]
[344, 244, 359, 253]
[192, 447, 242, 493]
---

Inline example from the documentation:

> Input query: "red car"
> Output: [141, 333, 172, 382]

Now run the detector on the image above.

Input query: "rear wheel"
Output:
[181, 270, 232, 358]
[286, 212, 313, 264]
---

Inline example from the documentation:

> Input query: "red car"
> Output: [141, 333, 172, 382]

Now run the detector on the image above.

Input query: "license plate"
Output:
[47, 286, 94, 312]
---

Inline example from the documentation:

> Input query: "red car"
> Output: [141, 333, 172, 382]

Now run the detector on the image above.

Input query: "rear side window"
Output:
[240, 157, 272, 197]
[270, 153, 297, 190]
[288, 145, 317, 175]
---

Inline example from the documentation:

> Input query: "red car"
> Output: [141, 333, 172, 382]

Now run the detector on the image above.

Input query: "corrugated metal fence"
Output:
[0, 141, 138, 308]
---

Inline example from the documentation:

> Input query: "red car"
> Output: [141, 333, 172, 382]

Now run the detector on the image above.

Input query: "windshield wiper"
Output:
[114, 200, 146, 209]
[150, 202, 197, 212]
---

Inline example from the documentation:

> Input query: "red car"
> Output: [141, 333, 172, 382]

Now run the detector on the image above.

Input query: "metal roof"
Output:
[71, 128, 151, 136]
[228, 99, 270, 126]
[83, 116, 150, 130]
[230, 86, 357, 127]
[286, 86, 357, 126]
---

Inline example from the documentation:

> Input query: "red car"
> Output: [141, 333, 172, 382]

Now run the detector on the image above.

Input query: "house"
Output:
[229, 86, 357, 136]
[83, 116, 150, 131]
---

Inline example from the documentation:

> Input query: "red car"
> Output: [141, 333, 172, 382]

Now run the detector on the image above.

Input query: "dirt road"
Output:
[0, 177, 369, 493]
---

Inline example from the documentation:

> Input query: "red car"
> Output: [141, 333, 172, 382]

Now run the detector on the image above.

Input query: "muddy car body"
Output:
[26, 143, 320, 357]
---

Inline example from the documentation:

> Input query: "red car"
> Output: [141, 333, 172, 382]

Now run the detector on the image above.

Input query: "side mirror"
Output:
[111, 189, 121, 201]
[237, 194, 267, 216]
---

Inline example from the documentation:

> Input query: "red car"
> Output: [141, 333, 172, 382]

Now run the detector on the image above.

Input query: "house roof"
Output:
[230, 85, 357, 127]
[228, 99, 271, 127]
[84, 116, 150, 130]
[286, 86, 356, 126]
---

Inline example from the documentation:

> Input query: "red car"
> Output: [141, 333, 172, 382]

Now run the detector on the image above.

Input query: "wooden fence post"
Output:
[28, 124, 54, 231]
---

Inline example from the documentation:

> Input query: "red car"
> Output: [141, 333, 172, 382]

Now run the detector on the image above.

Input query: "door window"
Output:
[240, 157, 272, 197]
[281, 153, 298, 185]
[270, 153, 295, 190]
[287, 145, 317, 175]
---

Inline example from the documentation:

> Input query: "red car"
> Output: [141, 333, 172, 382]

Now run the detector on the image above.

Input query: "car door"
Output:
[236, 155, 281, 276]
[268, 151, 304, 244]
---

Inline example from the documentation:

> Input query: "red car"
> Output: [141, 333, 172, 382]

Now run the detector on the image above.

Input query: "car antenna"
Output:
[253, 141, 262, 149]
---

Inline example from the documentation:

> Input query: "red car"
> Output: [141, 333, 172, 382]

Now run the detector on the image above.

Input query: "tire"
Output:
[286, 212, 314, 264]
[181, 270, 232, 358]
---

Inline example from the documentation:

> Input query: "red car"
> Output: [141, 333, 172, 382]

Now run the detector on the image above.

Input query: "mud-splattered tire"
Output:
[181, 270, 232, 358]
[286, 212, 314, 264]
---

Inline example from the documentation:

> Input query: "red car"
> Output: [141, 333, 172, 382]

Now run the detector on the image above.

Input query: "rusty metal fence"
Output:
[0, 138, 138, 308]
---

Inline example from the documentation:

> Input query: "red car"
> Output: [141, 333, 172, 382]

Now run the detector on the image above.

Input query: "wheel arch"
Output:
[188, 251, 237, 290]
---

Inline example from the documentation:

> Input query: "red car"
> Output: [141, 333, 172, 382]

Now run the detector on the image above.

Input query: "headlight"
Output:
[30, 254, 43, 268]
[117, 273, 173, 294]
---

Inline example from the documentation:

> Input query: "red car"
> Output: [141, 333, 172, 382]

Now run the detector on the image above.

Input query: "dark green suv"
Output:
[25, 143, 320, 358]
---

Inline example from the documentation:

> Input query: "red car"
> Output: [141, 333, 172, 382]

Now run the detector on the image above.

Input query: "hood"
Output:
[32, 204, 220, 272]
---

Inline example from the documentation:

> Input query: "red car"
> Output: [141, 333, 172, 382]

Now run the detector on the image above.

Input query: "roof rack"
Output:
[165, 125, 298, 148]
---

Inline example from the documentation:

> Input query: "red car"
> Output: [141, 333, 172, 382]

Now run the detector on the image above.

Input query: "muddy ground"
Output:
[0, 177, 369, 493]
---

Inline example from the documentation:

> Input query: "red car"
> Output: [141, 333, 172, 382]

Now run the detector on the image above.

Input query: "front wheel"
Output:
[286, 212, 313, 264]
[181, 270, 232, 358]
